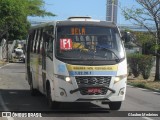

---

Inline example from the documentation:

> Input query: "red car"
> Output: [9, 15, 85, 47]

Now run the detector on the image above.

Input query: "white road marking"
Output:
[6, 117, 14, 120]
[137, 88, 148, 91]
[153, 92, 160, 95]
[142, 117, 155, 120]
[127, 85, 133, 87]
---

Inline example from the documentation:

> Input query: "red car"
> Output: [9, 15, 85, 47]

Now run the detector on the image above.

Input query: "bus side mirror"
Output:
[121, 32, 131, 43]
[121, 36, 125, 42]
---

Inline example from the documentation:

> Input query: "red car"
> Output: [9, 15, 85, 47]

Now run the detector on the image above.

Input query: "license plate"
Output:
[88, 88, 101, 93]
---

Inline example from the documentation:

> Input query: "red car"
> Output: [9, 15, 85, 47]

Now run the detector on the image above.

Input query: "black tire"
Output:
[46, 85, 60, 109]
[109, 102, 122, 110]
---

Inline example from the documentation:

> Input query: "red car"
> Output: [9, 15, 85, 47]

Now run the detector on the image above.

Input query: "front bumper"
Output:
[51, 76, 126, 102]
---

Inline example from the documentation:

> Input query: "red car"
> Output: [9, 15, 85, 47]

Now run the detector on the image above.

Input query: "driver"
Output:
[96, 36, 112, 49]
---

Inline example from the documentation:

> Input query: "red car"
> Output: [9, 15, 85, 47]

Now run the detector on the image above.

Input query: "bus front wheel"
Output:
[109, 101, 122, 110]
[46, 85, 60, 109]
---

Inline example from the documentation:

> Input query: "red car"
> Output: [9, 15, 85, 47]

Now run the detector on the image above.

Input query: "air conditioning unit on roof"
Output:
[68, 16, 92, 21]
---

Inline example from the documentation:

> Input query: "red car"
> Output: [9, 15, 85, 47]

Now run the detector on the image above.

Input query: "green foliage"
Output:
[0, 0, 55, 40]
[124, 43, 134, 49]
[122, 31, 156, 55]
[0, 0, 26, 39]
[127, 54, 154, 79]
[133, 32, 154, 45]
[26, 0, 55, 17]
[127, 54, 142, 77]
[142, 42, 156, 55]
[131, 82, 146, 88]
[132, 31, 156, 55]
[122, 0, 160, 81]
[122, 0, 160, 50]
[128, 80, 160, 90]
[139, 55, 154, 79]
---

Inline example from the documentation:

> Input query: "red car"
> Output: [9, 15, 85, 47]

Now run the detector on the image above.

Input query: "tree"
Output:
[122, 0, 160, 81]
[25, 0, 55, 17]
[0, 0, 55, 41]
[133, 31, 155, 54]
[0, 0, 55, 61]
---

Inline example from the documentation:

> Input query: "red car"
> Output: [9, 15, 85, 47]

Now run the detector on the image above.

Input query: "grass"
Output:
[127, 75, 160, 91]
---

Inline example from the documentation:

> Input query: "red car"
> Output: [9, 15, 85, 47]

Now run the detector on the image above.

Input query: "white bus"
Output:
[25, 17, 127, 110]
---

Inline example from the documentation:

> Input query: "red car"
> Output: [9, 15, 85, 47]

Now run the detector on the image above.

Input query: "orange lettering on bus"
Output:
[71, 27, 86, 35]
[82, 27, 86, 35]
[71, 28, 75, 35]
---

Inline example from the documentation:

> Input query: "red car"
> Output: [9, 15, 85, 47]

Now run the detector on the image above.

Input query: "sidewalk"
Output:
[0, 60, 8, 67]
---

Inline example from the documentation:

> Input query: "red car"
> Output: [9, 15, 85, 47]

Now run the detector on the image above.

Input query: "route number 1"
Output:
[60, 38, 72, 50]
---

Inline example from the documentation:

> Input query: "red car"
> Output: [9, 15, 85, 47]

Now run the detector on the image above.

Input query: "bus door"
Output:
[37, 29, 44, 93]
[42, 26, 54, 93]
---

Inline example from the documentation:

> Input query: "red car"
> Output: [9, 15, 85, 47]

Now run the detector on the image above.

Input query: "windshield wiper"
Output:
[98, 47, 120, 63]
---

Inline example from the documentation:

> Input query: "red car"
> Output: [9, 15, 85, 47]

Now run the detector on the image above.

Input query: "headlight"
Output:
[114, 74, 127, 84]
[65, 77, 71, 82]
[55, 74, 72, 84]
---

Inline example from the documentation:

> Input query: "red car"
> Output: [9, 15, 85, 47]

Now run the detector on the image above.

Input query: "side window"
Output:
[32, 30, 38, 53]
[35, 29, 40, 53]
[43, 26, 54, 60]
[47, 39, 53, 59]
[38, 29, 43, 54]
[28, 30, 35, 53]
[36, 28, 43, 54]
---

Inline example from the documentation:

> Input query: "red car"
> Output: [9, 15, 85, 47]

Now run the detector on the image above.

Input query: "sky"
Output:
[28, 0, 140, 25]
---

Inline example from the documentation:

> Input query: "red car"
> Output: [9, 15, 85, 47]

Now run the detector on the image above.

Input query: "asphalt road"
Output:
[0, 63, 160, 120]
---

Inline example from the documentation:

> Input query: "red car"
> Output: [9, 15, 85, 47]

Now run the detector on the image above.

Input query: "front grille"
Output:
[75, 76, 111, 95]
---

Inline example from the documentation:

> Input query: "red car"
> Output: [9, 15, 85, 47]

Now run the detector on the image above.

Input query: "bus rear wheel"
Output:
[109, 101, 122, 110]
[46, 85, 60, 109]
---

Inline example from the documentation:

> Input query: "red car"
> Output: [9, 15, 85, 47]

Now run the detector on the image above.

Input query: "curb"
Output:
[127, 82, 160, 93]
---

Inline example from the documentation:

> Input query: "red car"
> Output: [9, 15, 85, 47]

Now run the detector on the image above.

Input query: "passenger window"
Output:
[33, 30, 38, 53]
[28, 30, 35, 53]
[37, 29, 43, 54]
[43, 26, 54, 60]
[47, 39, 53, 58]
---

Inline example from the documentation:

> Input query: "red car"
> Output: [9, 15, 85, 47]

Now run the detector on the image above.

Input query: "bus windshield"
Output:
[55, 26, 124, 62]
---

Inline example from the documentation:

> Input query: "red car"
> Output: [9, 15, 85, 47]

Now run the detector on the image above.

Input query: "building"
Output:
[106, 0, 118, 23]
